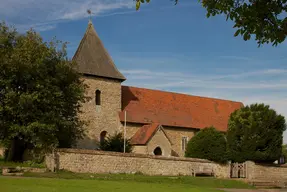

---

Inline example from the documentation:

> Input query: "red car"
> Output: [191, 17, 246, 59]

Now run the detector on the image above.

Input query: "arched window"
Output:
[100, 131, 107, 144]
[153, 147, 162, 156]
[95, 90, 101, 106]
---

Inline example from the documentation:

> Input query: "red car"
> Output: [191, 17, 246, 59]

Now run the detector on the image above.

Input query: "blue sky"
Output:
[2, 0, 287, 142]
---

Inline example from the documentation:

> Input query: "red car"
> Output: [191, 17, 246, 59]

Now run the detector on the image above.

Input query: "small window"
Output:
[95, 90, 101, 106]
[181, 136, 188, 151]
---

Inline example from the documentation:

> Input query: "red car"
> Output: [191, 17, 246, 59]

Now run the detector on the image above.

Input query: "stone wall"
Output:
[77, 76, 122, 149]
[121, 123, 198, 157]
[246, 161, 287, 181]
[0, 147, 5, 157]
[46, 148, 230, 178]
[163, 126, 197, 157]
[120, 123, 142, 139]
[120, 123, 192, 157]
[145, 127, 171, 156]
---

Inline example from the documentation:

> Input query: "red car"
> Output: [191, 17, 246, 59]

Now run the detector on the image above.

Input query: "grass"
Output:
[0, 156, 253, 192]
[22, 170, 253, 189]
[0, 176, 226, 192]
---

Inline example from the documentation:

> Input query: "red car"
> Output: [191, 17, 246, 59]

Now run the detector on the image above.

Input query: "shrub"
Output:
[227, 103, 286, 163]
[99, 132, 133, 153]
[185, 126, 228, 163]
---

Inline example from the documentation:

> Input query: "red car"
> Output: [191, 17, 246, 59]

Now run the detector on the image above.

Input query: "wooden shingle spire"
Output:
[72, 20, 126, 81]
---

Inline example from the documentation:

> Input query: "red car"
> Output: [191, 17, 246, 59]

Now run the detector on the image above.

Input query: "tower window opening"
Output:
[95, 90, 101, 106]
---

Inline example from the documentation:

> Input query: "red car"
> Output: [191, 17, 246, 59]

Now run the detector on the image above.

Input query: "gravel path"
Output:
[221, 189, 287, 192]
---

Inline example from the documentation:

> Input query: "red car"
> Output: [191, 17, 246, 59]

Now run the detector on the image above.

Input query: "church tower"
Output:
[73, 21, 126, 149]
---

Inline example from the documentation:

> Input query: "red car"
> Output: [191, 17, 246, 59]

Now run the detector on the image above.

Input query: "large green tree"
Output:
[227, 103, 286, 163]
[185, 126, 228, 163]
[0, 22, 86, 161]
[135, 0, 287, 46]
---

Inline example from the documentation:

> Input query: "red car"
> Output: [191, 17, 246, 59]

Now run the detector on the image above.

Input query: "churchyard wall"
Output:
[245, 161, 287, 181]
[45, 149, 287, 182]
[45, 148, 230, 178]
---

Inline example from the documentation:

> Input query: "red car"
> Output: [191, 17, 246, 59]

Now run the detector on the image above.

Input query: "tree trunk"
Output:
[6, 138, 26, 162]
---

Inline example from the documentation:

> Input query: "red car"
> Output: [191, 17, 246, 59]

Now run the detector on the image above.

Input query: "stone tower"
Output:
[73, 21, 126, 149]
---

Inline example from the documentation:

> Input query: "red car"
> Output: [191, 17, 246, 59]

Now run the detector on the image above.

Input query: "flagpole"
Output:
[124, 111, 126, 153]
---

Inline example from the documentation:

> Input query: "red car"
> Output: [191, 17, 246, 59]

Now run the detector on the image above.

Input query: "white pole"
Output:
[124, 111, 126, 153]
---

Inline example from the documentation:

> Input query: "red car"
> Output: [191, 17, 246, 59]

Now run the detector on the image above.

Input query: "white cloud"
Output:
[59, 0, 134, 20]
[219, 56, 251, 61]
[0, 0, 134, 31]
[121, 68, 287, 89]
[121, 67, 287, 143]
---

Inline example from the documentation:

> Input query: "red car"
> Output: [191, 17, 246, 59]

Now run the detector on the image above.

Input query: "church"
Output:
[73, 21, 244, 157]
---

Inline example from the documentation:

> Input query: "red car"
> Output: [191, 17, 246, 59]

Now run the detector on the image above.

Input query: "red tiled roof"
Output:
[131, 123, 159, 145]
[120, 86, 244, 132]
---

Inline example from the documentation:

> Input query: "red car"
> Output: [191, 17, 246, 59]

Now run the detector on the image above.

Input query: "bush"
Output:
[227, 103, 286, 163]
[185, 127, 228, 163]
[99, 132, 133, 153]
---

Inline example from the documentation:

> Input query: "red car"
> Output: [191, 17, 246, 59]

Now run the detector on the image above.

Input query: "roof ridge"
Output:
[122, 85, 243, 104]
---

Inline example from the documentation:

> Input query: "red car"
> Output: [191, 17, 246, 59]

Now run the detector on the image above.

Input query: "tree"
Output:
[185, 126, 228, 163]
[0, 22, 86, 162]
[282, 144, 287, 161]
[227, 103, 286, 163]
[135, 0, 287, 46]
[99, 132, 133, 153]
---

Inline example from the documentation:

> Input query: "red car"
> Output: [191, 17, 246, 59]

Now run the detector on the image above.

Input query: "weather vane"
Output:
[87, 9, 92, 22]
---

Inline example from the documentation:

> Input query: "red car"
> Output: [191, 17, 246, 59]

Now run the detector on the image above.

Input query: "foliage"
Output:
[0, 22, 86, 161]
[99, 132, 133, 153]
[0, 158, 45, 168]
[227, 103, 286, 163]
[135, 0, 287, 46]
[185, 126, 228, 163]
[282, 144, 287, 160]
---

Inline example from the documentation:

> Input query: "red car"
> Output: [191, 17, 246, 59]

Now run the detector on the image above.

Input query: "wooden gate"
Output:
[230, 162, 246, 178]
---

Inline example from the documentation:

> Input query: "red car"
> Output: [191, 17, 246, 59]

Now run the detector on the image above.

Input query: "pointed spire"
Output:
[72, 21, 126, 81]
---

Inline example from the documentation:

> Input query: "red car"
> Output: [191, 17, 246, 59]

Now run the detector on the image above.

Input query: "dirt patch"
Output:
[221, 189, 287, 192]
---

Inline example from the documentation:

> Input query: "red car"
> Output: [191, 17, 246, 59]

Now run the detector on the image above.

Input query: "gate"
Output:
[230, 162, 246, 178]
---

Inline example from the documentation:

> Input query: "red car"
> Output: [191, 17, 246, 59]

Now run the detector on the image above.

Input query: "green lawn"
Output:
[0, 169, 254, 192]
[23, 171, 253, 189]
[0, 177, 223, 192]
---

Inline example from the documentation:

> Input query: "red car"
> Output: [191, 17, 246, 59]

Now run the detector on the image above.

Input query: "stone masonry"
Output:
[245, 161, 287, 181]
[46, 149, 287, 182]
[132, 127, 172, 156]
[77, 76, 122, 149]
[118, 123, 194, 157]
[46, 148, 230, 178]
[145, 128, 171, 156]
[164, 126, 197, 157]
[0, 147, 4, 157]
